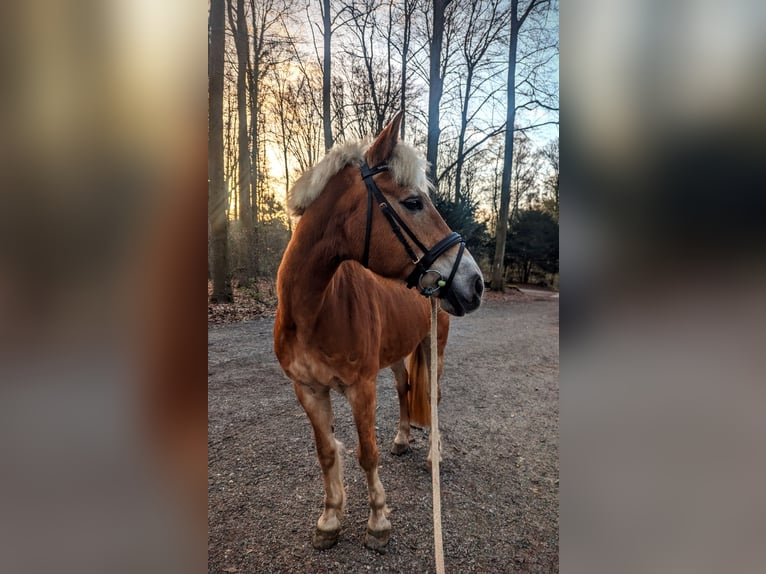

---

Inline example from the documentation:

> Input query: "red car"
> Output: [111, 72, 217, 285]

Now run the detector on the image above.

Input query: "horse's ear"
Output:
[366, 111, 403, 166]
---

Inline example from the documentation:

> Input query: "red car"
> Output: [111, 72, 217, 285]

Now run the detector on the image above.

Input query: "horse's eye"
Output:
[401, 197, 424, 212]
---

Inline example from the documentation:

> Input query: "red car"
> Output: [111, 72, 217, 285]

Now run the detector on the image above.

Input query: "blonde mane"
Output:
[287, 139, 432, 217]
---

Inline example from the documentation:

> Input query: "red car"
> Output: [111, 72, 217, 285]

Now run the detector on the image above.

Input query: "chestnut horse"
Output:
[274, 112, 483, 551]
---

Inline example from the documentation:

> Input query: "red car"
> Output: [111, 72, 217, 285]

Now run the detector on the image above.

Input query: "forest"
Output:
[208, 0, 559, 303]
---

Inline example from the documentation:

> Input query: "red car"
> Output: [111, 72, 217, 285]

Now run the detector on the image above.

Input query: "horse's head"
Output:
[288, 112, 484, 316]
[357, 113, 484, 316]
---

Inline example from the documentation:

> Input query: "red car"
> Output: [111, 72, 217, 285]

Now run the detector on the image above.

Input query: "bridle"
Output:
[359, 161, 466, 297]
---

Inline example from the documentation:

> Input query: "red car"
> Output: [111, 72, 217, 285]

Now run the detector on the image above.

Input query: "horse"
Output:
[273, 111, 484, 551]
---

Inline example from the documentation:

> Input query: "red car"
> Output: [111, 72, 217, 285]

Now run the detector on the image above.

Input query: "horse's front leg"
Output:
[390, 360, 411, 455]
[346, 380, 391, 551]
[292, 381, 346, 550]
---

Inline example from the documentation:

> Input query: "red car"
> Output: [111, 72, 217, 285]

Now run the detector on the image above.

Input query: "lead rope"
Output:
[429, 296, 445, 574]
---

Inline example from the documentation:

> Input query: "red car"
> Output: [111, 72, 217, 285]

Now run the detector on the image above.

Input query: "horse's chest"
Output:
[275, 306, 389, 387]
[281, 339, 367, 390]
[284, 350, 337, 386]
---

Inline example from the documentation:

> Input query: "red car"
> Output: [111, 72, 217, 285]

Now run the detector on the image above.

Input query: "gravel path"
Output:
[208, 297, 559, 573]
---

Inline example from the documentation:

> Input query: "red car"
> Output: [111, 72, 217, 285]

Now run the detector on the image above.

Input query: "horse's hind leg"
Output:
[346, 380, 391, 551]
[292, 382, 345, 550]
[390, 360, 411, 455]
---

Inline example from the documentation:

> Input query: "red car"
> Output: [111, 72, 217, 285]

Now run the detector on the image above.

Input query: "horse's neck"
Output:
[277, 196, 432, 368]
[278, 209, 350, 327]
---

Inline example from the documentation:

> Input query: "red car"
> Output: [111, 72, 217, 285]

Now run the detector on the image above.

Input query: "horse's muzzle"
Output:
[441, 272, 483, 316]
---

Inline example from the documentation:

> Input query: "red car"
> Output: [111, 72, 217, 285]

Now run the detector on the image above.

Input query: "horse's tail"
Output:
[407, 339, 432, 427]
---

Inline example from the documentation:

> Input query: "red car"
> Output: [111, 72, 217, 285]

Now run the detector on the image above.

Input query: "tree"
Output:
[268, 72, 293, 232]
[452, 0, 508, 204]
[505, 209, 558, 284]
[209, 0, 233, 302]
[490, 0, 550, 291]
[248, 0, 294, 223]
[294, 0, 359, 149]
[322, 0, 334, 150]
[399, 0, 418, 139]
[540, 137, 558, 221]
[336, 0, 402, 138]
[209, 0, 557, 291]
[223, 88, 237, 219]
[433, 185, 491, 258]
[280, 74, 324, 173]
[266, 71, 324, 232]
[227, 0, 252, 228]
[426, 0, 450, 183]
[509, 130, 540, 222]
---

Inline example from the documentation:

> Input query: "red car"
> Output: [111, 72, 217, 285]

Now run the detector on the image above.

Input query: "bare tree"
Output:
[280, 7, 324, 143]
[211, 0, 557, 287]
[266, 72, 321, 233]
[297, 0, 360, 148]
[540, 137, 558, 221]
[490, 0, 551, 291]
[399, 0, 418, 139]
[452, 0, 508, 204]
[335, 0, 402, 138]
[209, 0, 233, 302]
[268, 73, 292, 230]
[509, 130, 541, 221]
[322, 0, 334, 150]
[331, 76, 348, 141]
[426, 0, 451, 183]
[224, 87, 237, 220]
[265, 68, 323, 176]
[248, 0, 294, 223]
[248, 0, 269, 223]
[227, 0, 252, 228]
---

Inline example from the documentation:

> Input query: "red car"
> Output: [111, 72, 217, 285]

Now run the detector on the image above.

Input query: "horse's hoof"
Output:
[312, 527, 340, 550]
[390, 442, 410, 455]
[364, 527, 390, 553]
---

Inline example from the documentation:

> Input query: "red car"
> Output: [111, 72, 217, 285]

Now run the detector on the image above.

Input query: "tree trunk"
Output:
[322, 0, 333, 151]
[490, 2, 519, 292]
[225, 88, 237, 220]
[278, 86, 292, 234]
[249, 0, 261, 226]
[249, 59, 260, 224]
[454, 64, 474, 204]
[400, 1, 411, 140]
[209, 0, 233, 303]
[426, 0, 446, 186]
[228, 0, 251, 228]
[522, 260, 532, 284]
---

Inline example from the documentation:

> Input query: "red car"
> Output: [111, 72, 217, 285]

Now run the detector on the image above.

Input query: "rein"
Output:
[360, 161, 449, 572]
[360, 162, 466, 298]
[429, 296, 445, 574]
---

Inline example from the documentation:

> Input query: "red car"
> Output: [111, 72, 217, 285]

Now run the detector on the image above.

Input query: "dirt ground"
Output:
[208, 292, 559, 573]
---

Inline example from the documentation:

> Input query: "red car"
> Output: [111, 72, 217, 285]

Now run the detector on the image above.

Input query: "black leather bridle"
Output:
[359, 161, 466, 297]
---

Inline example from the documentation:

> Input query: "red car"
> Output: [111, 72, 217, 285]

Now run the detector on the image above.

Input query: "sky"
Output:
[255, 0, 559, 209]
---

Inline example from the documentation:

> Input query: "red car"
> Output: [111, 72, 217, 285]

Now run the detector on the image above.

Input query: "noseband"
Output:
[359, 161, 466, 297]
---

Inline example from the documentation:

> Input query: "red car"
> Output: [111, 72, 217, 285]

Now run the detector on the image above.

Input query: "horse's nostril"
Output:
[474, 275, 484, 297]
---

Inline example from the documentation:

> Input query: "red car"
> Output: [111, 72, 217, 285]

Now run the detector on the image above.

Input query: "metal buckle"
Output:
[418, 269, 444, 297]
